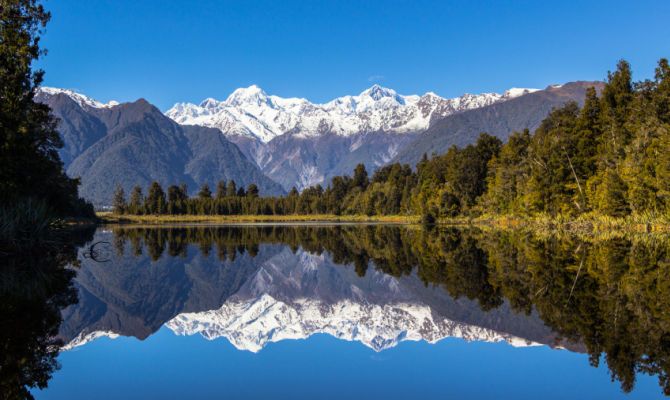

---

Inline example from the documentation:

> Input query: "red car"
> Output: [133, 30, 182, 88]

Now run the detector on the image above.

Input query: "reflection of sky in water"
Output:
[38, 329, 663, 400]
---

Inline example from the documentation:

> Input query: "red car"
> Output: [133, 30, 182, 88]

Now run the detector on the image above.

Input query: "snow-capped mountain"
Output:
[165, 84, 538, 190]
[39, 87, 120, 109]
[35, 87, 286, 204]
[38, 82, 596, 193]
[166, 84, 538, 143]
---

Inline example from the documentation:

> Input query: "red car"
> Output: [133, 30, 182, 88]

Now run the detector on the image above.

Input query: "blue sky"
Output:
[39, 0, 670, 110]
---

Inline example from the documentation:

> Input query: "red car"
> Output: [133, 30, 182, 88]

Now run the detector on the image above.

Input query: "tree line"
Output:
[112, 58, 670, 220]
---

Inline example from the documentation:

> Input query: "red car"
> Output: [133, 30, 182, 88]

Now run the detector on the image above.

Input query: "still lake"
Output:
[22, 224, 670, 399]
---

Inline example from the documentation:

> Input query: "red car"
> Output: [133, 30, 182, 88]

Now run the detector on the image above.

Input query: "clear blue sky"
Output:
[38, 0, 670, 110]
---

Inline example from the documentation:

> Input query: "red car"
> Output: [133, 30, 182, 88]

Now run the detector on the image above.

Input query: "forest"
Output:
[112, 58, 670, 223]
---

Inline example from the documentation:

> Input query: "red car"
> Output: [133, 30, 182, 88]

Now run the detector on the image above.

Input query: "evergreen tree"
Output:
[483, 130, 531, 213]
[198, 183, 212, 199]
[352, 164, 369, 189]
[216, 180, 227, 199]
[246, 184, 259, 198]
[166, 185, 181, 214]
[0, 0, 91, 216]
[599, 60, 634, 165]
[226, 180, 237, 197]
[112, 185, 127, 214]
[145, 181, 166, 214]
[128, 186, 144, 215]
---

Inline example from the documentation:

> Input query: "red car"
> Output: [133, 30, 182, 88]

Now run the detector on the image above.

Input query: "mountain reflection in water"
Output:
[2, 225, 669, 398]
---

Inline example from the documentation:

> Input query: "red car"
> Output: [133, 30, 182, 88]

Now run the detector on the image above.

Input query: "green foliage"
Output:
[113, 59, 668, 221]
[0, 0, 92, 218]
[482, 130, 531, 213]
[198, 183, 212, 199]
[226, 180, 237, 197]
[0, 198, 53, 253]
[145, 182, 167, 214]
[215, 180, 227, 199]
[246, 184, 259, 198]
[128, 186, 144, 215]
[1, 212, 95, 398]
[413, 133, 501, 217]
[482, 58, 670, 218]
[588, 170, 630, 217]
[112, 185, 127, 214]
[110, 225, 670, 395]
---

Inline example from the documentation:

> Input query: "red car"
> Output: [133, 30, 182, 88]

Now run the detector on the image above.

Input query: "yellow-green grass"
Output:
[96, 211, 670, 237]
[97, 212, 419, 225]
[470, 212, 670, 236]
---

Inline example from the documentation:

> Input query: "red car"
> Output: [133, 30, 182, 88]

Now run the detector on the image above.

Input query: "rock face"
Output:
[37, 89, 285, 205]
[166, 85, 538, 190]
[60, 231, 563, 353]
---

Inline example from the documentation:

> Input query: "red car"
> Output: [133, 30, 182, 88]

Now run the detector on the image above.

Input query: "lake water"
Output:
[6, 224, 668, 399]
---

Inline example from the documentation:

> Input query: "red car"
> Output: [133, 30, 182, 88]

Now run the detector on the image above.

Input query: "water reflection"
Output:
[0, 226, 95, 400]
[57, 225, 670, 395]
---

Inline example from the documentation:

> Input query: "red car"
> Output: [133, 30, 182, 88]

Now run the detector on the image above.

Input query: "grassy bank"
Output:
[97, 212, 419, 224]
[97, 211, 670, 236]
[1, 200, 98, 255]
[471, 212, 670, 235]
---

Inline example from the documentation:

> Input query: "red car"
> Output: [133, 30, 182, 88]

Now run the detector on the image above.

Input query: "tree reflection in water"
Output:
[0, 226, 94, 400]
[2, 224, 668, 397]
[112, 225, 670, 395]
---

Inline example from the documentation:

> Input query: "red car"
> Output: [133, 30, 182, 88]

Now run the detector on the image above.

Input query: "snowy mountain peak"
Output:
[422, 91, 441, 98]
[165, 84, 539, 144]
[199, 97, 220, 108]
[225, 84, 270, 107]
[503, 87, 540, 99]
[38, 87, 119, 109]
[361, 84, 400, 101]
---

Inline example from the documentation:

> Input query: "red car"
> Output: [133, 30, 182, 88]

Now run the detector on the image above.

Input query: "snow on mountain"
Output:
[38, 87, 119, 109]
[503, 87, 540, 99]
[165, 84, 538, 143]
[165, 294, 541, 353]
[38, 84, 539, 144]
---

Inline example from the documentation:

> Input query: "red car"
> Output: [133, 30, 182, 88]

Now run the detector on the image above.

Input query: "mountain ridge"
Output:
[394, 81, 605, 165]
[36, 89, 286, 205]
[39, 81, 601, 193]
[165, 83, 539, 143]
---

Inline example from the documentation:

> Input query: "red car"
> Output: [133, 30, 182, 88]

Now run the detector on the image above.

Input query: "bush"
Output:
[0, 198, 56, 254]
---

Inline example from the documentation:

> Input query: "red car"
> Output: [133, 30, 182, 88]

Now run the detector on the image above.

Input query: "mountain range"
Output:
[38, 81, 602, 204]
[37, 89, 285, 205]
[165, 84, 541, 190]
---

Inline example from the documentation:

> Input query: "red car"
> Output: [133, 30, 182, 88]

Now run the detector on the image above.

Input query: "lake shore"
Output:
[97, 212, 420, 224]
[96, 212, 670, 234]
